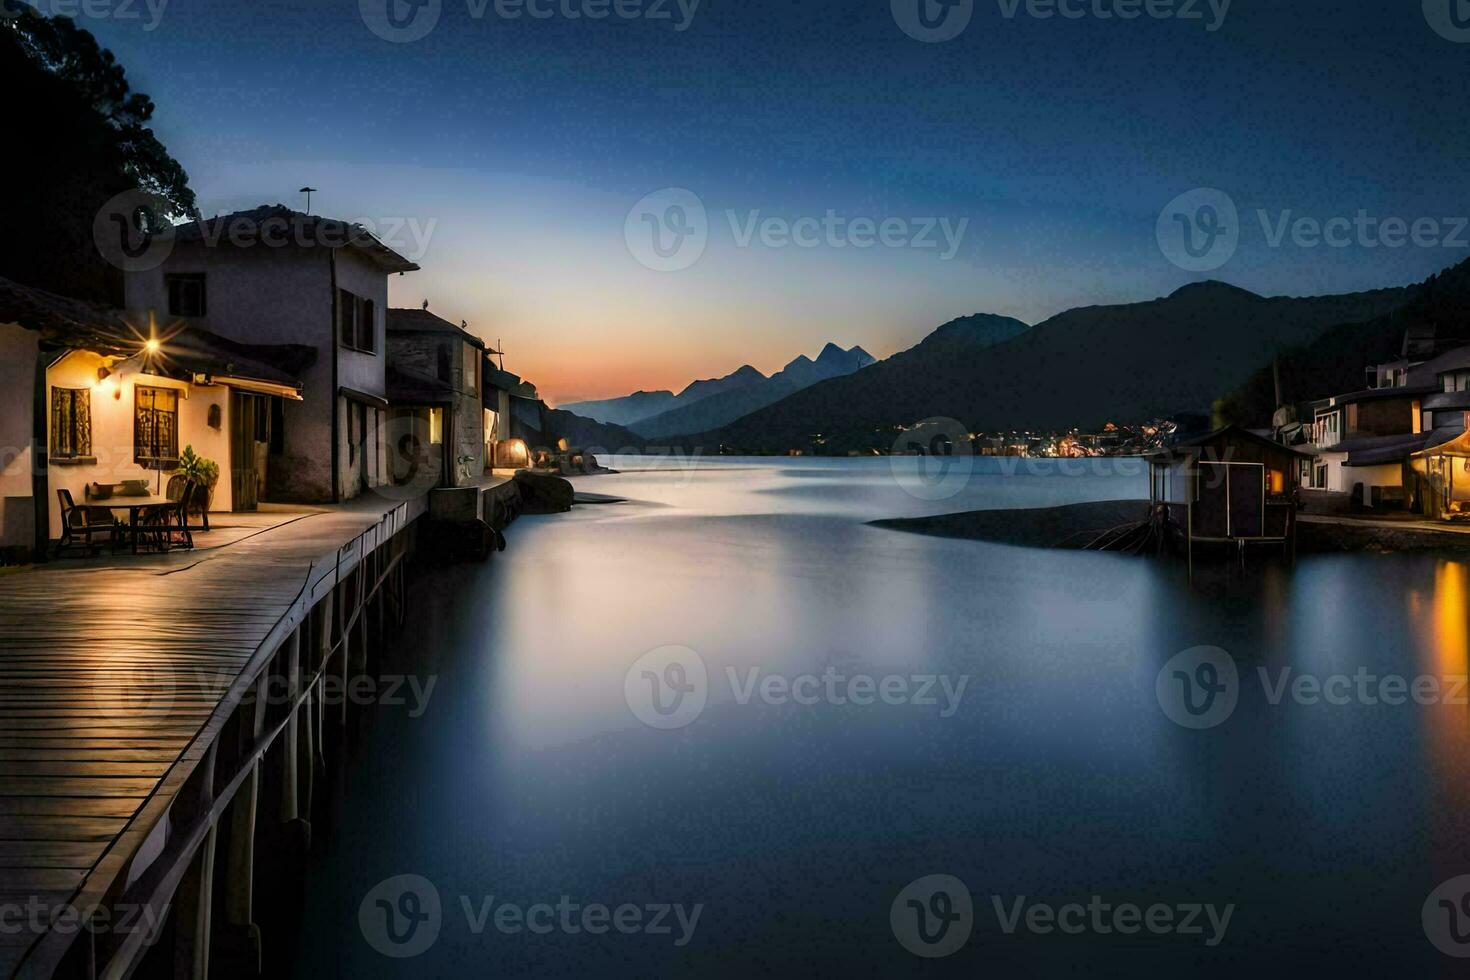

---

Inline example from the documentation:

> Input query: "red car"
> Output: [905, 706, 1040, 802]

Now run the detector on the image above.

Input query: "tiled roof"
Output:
[386, 308, 485, 346]
[173, 205, 420, 273]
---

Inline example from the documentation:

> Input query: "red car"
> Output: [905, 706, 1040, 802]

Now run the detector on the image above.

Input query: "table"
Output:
[101, 494, 181, 554]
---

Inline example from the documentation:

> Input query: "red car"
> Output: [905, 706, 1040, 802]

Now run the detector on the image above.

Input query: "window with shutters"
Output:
[50, 387, 93, 461]
[134, 386, 179, 466]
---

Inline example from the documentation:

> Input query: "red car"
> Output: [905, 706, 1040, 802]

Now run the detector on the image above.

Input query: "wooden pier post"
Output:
[280, 628, 301, 825]
[219, 675, 267, 973]
[172, 826, 218, 980]
[170, 744, 219, 980]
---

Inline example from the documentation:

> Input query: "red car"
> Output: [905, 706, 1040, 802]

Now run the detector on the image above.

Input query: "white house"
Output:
[0, 276, 312, 558]
[124, 205, 420, 504]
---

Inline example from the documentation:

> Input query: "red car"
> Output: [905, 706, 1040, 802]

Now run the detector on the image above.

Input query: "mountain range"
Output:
[560, 343, 874, 437]
[667, 280, 1416, 453]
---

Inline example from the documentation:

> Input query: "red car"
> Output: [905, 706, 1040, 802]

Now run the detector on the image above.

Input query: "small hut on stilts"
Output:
[1147, 426, 1309, 570]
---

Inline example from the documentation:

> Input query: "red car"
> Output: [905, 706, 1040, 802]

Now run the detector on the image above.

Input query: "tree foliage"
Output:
[1, 7, 195, 301]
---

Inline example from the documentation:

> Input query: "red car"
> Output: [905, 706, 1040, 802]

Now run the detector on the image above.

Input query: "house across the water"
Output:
[1149, 425, 1308, 556]
[1276, 329, 1470, 515]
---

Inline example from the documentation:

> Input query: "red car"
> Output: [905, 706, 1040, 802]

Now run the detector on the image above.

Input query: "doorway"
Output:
[230, 391, 270, 511]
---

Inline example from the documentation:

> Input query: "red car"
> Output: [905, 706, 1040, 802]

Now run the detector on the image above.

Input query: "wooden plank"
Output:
[0, 493, 430, 980]
[0, 841, 106, 869]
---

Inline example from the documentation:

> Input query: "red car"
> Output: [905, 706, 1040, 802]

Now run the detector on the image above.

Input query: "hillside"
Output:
[544, 409, 647, 453]
[671, 284, 1412, 453]
[1218, 258, 1470, 426]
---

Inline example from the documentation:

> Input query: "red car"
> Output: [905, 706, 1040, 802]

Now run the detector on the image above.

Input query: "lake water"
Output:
[285, 457, 1470, 977]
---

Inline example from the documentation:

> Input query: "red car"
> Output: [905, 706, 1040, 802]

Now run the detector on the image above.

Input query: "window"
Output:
[134, 386, 179, 466]
[1314, 411, 1340, 447]
[359, 298, 376, 354]
[428, 407, 443, 445]
[50, 387, 92, 460]
[1268, 469, 1286, 496]
[166, 274, 206, 317]
[339, 288, 355, 347]
[436, 344, 451, 383]
[464, 342, 479, 393]
[338, 290, 377, 353]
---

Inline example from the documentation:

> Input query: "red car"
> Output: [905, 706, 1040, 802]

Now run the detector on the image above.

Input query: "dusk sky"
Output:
[79, 0, 1470, 405]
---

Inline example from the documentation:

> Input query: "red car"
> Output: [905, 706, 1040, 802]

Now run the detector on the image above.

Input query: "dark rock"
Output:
[514, 471, 575, 513]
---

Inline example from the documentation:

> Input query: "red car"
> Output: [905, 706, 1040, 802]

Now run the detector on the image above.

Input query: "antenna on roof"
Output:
[461, 320, 467, 330]
[422, 299, 429, 310]
[498, 338, 504, 371]
[299, 186, 317, 214]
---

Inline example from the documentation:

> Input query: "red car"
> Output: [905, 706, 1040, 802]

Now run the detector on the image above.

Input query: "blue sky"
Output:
[72, 0, 1470, 403]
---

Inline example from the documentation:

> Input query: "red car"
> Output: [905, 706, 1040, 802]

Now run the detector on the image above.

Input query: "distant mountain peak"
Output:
[817, 342, 846, 361]
[1167, 280, 1262, 302]
[675, 364, 768, 402]
[925, 313, 1031, 348]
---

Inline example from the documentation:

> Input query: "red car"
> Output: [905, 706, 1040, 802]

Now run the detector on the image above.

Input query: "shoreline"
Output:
[871, 500, 1470, 554]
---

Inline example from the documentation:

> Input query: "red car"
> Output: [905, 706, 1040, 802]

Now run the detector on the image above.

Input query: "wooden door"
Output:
[230, 392, 264, 512]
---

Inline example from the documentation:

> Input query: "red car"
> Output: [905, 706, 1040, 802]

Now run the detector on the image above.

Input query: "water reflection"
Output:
[288, 458, 1470, 978]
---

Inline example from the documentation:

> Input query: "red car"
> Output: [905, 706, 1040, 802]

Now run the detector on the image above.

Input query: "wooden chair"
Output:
[55, 489, 117, 557]
[150, 479, 194, 552]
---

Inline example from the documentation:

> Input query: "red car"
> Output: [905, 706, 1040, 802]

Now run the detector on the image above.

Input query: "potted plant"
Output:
[174, 445, 220, 528]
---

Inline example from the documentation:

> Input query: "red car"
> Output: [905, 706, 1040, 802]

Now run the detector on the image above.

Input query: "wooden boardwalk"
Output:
[0, 490, 435, 979]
